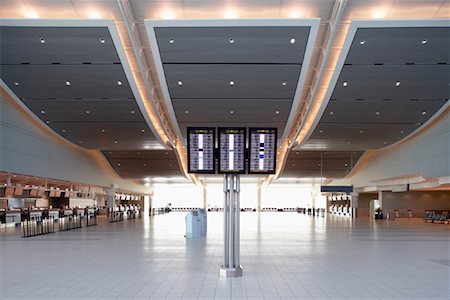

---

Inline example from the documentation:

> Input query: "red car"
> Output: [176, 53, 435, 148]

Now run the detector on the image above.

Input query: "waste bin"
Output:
[185, 210, 202, 238]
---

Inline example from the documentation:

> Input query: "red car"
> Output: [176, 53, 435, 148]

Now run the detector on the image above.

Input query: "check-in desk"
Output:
[63, 209, 74, 217]
[48, 209, 60, 220]
[74, 208, 85, 218]
[5, 210, 21, 224]
[29, 210, 43, 221]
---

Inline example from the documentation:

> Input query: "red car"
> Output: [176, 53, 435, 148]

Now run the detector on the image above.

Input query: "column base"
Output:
[219, 265, 243, 277]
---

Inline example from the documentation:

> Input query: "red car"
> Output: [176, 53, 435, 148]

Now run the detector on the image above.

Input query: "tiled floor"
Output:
[1, 212, 449, 299]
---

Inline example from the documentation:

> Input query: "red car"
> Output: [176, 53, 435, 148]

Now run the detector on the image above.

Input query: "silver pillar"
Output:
[220, 174, 243, 277]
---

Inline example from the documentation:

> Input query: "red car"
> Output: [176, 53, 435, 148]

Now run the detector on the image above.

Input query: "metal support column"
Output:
[220, 174, 243, 277]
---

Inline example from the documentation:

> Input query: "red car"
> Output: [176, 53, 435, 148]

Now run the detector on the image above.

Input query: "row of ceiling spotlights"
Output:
[169, 38, 297, 44]
[13, 80, 123, 86]
[177, 80, 288, 86]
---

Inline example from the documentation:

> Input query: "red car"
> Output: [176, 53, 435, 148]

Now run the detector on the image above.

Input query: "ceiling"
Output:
[281, 150, 364, 178]
[299, 25, 450, 151]
[146, 21, 317, 144]
[102, 150, 182, 178]
[0, 0, 449, 185]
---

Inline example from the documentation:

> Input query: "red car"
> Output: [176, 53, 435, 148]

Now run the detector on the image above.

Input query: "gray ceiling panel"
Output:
[102, 150, 183, 178]
[346, 27, 450, 65]
[0, 26, 120, 64]
[1, 64, 133, 100]
[155, 26, 310, 64]
[164, 64, 301, 99]
[24, 100, 145, 123]
[310, 123, 419, 140]
[280, 150, 364, 178]
[321, 99, 447, 124]
[173, 99, 291, 123]
[332, 65, 450, 101]
[302, 26, 450, 152]
[49, 122, 156, 150]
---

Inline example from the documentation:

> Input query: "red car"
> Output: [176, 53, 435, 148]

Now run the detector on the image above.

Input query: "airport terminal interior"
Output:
[0, 0, 449, 299]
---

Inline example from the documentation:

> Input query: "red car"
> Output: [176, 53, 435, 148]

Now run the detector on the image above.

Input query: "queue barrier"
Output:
[22, 217, 55, 238]
[86, 212, 98, 227]
[59, 215, 82, 231]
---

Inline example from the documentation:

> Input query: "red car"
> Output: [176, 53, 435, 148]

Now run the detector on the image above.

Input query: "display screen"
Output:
[218, 127, 246, 174]
[248, 128, 277, 174]
[187, 127, 216, 173]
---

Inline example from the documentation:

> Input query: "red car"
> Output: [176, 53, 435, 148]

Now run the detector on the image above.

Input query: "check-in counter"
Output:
[48, 209, 60, 220]
[63, 209, 73, 217]
[74, 208, 85, 217]
[29, 210, 43, 221]
[5, 210, 21, 224]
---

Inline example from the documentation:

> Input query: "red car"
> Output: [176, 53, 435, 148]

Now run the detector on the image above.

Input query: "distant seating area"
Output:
[424, 210, 450, 224]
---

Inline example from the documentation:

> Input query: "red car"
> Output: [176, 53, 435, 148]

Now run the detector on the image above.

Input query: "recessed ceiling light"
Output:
[141, 129, 145, 133]
[383, 141, 387, 145]
[85, 110, 90, 114]
[290, 38, 296, 44]
[13, 82, 19, 86]
[165, 152, 168, 155]
[417, 122, 422, 126]
[117, 163, 121, 167]
[421, 39, 427, 44]
[169, 38, 174, 44]
[117, 80, 122, 86]
[400, 130, 404, 134]
[296, 152, 299, 155]
[114, 140, 118, 144]
[359, 130, 364, 134]
[143, 164, 147, 167]
[229, 80, 235, 86]
[344, 164, 348, 167]
[78, 140, 82, 144]
[318, 163, 321, 167]
[342, 81, 348, 87]
[275, 110, 280, 115]
[39, 38, 45, 44]
[100, 38, 106, 44]
[375, 111, 380, 115]
[62, 129, 66, 133]
[45, 120, 50, 124]
[329, 111, 334, 115]
[101, 129, 106, 133]
[319, 130, 323, 134]
[65, 80, 71, 86]
[292, 163, 296, 167]
[131, 110, 135, 114]
[229, 38, 235, 44]
[177, 80, 183, 86]
[184, 110, 189, 114]
[282, 82, 287, 86]
[421, 111, 426, 115]
[360, 39, 366, 45]
[40, 110, 45, 114]
[395, 81, 401, 87]
[230, 110, 234, 114]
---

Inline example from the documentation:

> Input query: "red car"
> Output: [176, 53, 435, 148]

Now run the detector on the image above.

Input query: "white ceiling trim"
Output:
[294, 18, 450, 151]
[144, 18, 320, 148]
[0, 18, 168, 150]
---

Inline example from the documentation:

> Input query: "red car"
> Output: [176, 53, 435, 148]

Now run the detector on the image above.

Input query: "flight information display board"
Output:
[187, 127, 215, 173]
[218, 127, 246, 174]
[248, 128, 277, 174]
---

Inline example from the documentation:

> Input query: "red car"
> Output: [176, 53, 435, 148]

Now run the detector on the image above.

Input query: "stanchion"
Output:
[220, 174, 243, 277]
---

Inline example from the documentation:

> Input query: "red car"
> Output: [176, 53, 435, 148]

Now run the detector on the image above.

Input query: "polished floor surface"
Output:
[1, 212, 449, 299]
